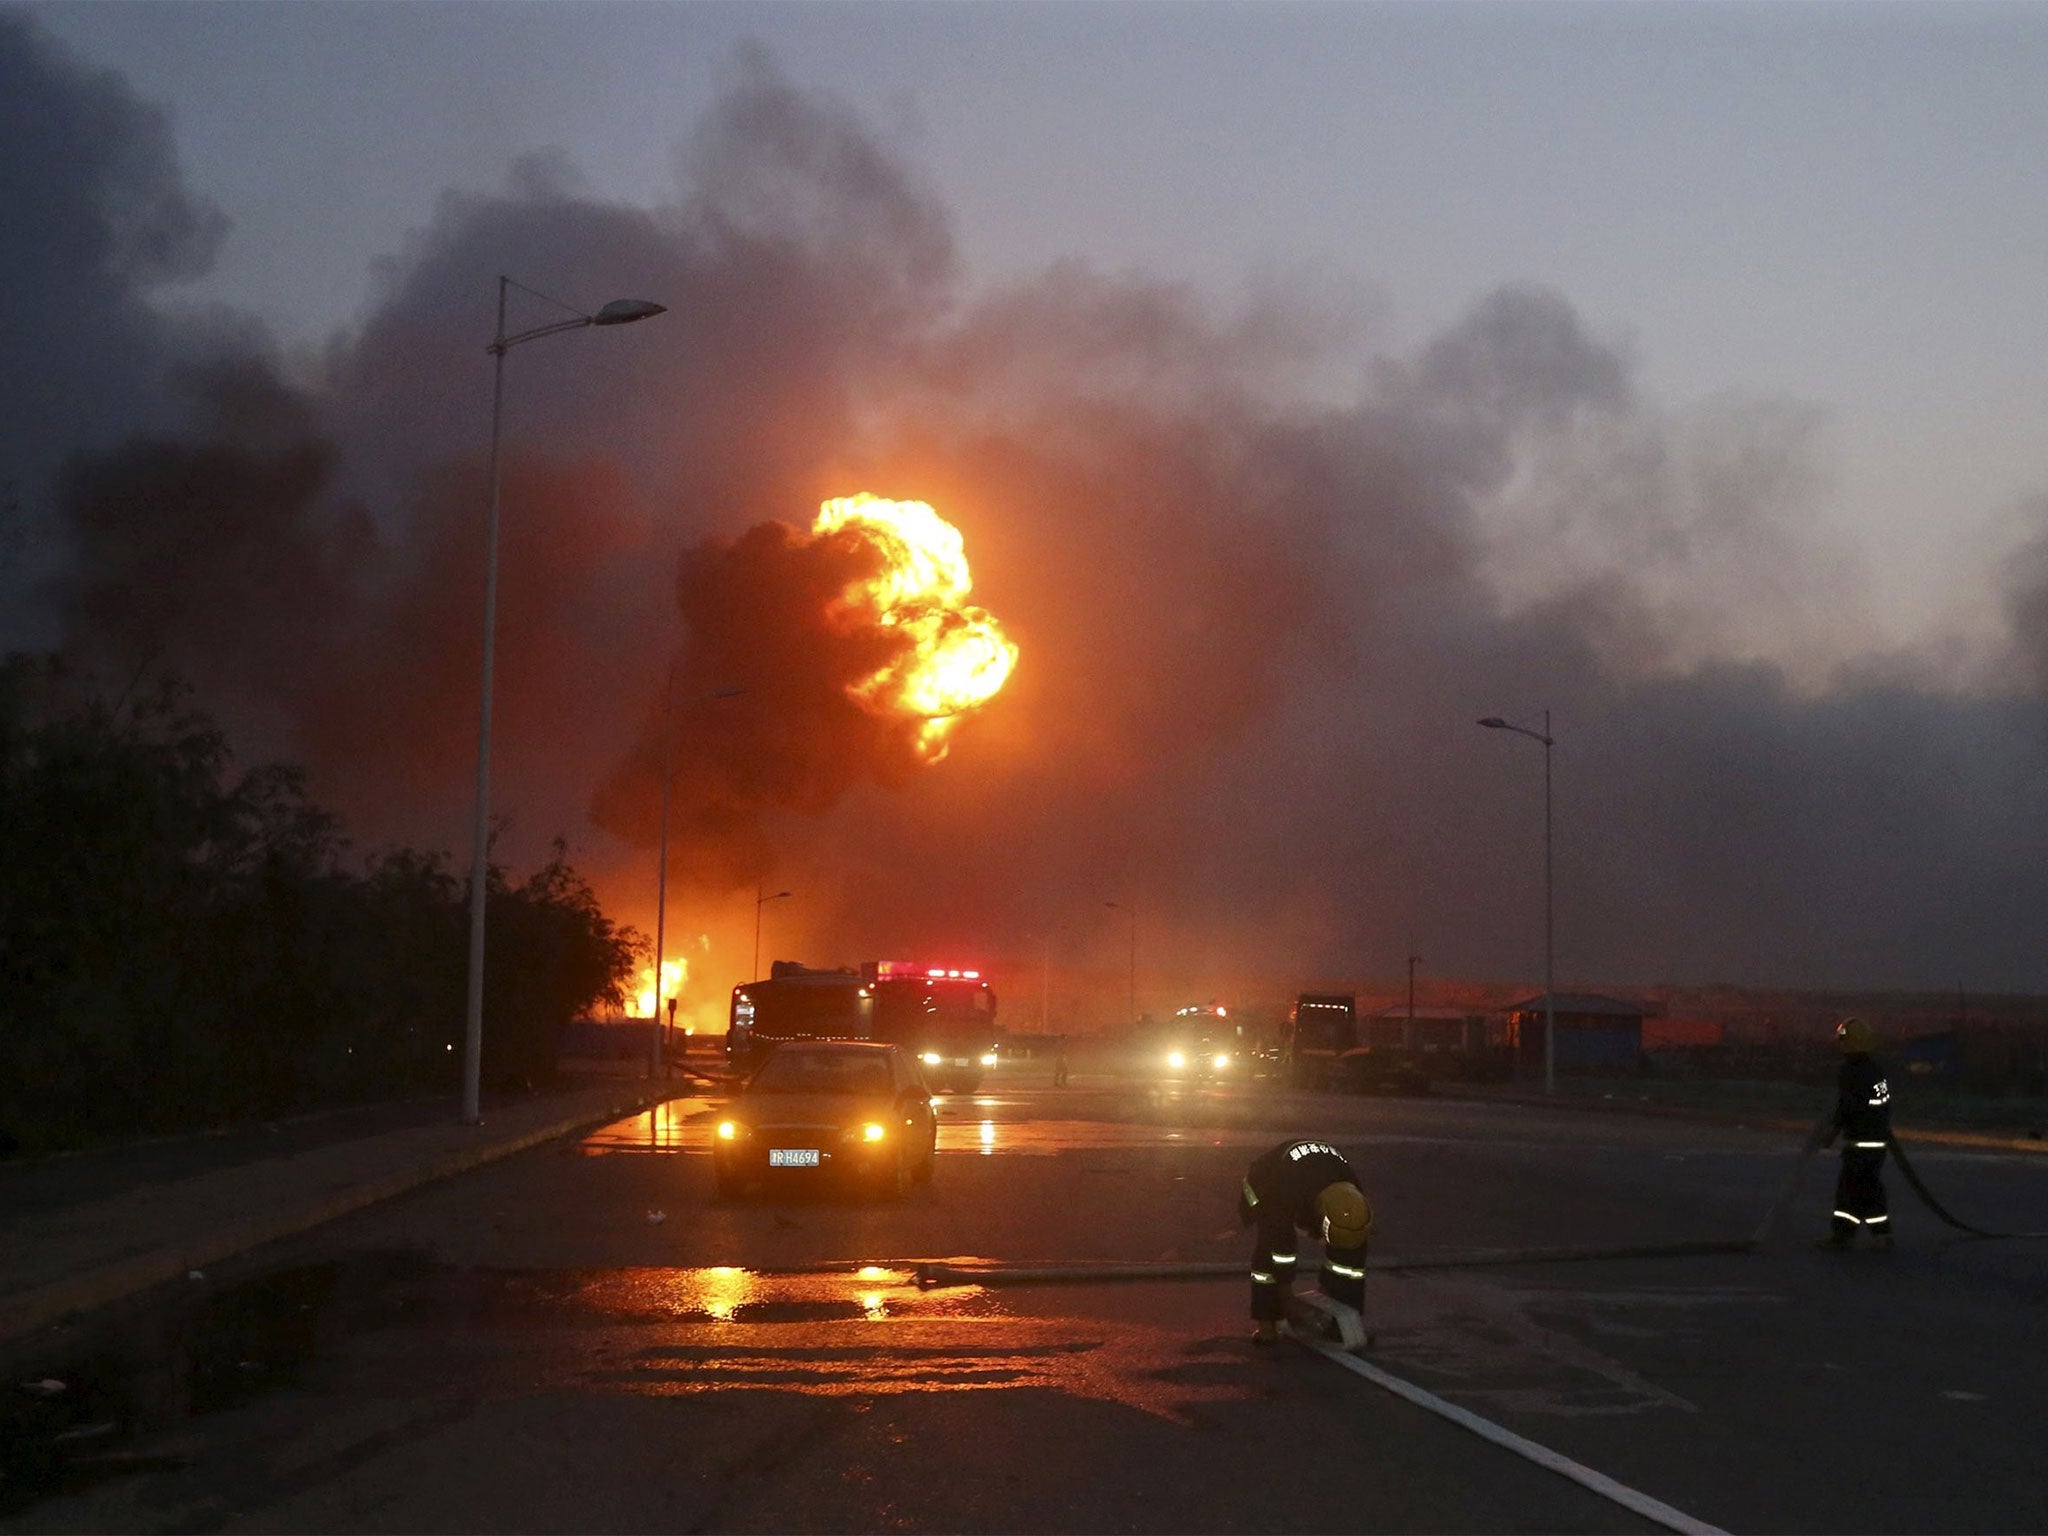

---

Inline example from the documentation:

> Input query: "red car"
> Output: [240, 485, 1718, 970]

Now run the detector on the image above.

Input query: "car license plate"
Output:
[769, 1148, 820, 1167]
[951, 1057, 969, 1067]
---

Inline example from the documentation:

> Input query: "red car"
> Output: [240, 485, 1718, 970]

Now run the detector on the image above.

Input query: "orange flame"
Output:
[634, 957, 689, 1021]
[813, 494, 1017, 759]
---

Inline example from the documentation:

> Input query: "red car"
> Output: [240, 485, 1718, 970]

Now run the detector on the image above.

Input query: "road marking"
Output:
[1291, 1331, 1728, 1536]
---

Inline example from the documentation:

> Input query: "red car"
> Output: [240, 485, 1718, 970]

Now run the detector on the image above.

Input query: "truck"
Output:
[727, 959, 1000, 1093]
[727, 962, 872, 1070]
[865, 961, 1001, 1094]
[1282, 993, 1357, 1089]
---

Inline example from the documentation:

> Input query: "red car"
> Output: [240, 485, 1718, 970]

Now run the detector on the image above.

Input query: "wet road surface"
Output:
[6, 1072, 2047, 1533]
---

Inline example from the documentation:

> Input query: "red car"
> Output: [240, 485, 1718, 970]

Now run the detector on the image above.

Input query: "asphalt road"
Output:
[8, 1071, 2048, 1534]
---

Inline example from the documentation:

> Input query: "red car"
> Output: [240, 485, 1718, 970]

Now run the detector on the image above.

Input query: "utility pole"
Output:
[1104, 901, 1137, 1025]
[1478, 709, 1556, 1094]
[1406, 953, 1422, 1050]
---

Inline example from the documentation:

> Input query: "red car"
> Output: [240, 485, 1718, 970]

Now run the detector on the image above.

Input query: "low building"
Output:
[1502, 993, 1645, 1073]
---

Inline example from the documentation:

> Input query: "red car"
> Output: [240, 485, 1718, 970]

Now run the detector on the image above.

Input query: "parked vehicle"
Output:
[1282, 994, 1356, 1089]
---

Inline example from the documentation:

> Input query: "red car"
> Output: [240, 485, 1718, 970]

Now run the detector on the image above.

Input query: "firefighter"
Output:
[1819, 1016, 1893, 1249]
[1238, 1137, 1372, 1344]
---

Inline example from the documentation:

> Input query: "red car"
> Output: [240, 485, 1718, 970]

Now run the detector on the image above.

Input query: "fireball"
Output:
[814, 494, 1017, 758]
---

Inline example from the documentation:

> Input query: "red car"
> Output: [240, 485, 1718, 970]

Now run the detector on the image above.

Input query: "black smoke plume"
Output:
[10, 14, 2048, 1000]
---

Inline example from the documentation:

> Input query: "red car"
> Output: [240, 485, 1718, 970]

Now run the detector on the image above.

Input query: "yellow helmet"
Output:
[1835, 1016, 1874, 1055]
[1316, 1182, 1372, 1247]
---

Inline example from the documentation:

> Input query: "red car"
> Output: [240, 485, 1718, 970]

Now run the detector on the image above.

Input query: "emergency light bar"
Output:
[874, 960, 982, 981]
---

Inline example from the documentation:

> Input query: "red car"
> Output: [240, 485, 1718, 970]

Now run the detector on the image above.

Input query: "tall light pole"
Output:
[753, 887, 792, 983]
[1406, 953, 1422, 1050]
[462, 276, 666, 1125]
[1478, 711, 1555, 1094]
[1104, 901, 1136, 1025]
[1026, 925, 1067, 1031]
[649, 680, 744, 1080]
[1042, 932, 1054, 1032]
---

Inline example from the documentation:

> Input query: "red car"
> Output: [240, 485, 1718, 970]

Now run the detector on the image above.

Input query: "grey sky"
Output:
[11, 1, 2048, 998]
[26, 0, 2048, 658]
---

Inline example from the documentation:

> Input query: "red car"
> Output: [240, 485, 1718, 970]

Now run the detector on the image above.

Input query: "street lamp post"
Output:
[752, 887, 792, 983]
[1478, 711, 1555, 1095]
[649, 679, 743, 1080]
[1406, 953, 1422, 1050]
[1042, 933, 1054, 1032]
[462, 275, 666, 1125]
[1103, 901, 1136, 1025]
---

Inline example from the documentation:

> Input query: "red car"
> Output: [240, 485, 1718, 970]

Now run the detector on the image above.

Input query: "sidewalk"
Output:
[0, 1075, 680, 1352]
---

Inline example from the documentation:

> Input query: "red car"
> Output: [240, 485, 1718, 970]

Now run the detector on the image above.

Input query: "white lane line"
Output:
[1292, 1331, 1728, 1536]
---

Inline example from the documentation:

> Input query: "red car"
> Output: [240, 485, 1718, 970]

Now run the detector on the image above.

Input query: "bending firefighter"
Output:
[1820, 1016, 1893, 1250]
[1238, 1138, 1372, 1344]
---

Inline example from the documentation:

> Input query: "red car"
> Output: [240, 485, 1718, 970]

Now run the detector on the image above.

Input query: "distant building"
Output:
[1502, 993, 1645, 1073]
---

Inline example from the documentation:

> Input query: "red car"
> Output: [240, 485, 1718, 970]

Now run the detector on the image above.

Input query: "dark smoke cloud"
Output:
[12, 13, 2048, 999]
[589, 516, 935, 889]
[0, 9, 229, 640]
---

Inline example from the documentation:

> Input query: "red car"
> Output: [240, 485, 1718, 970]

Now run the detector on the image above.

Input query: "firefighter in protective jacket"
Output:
[1238, 1138, 1372, 1343]
[1821, 1016, 1892, 1249]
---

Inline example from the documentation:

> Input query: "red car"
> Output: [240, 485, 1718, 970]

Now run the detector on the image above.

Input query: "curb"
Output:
[0, 1088, 674, 1350]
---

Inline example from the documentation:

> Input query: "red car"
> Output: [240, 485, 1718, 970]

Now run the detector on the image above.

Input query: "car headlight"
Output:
[1166, 1051, 1186, 1070]
[921, 1051, 943, 1066]
[979, 1053, 998, 1068]
[716, 1120, 738, 1141]
[862, 1122, 886, 1142]
[1213, 1052, 1231, 1070]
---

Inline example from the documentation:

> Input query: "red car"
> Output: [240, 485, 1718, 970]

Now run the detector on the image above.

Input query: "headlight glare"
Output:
[1167, 1051, 1186, 1070]
[716, 1120, 737, 1141]
[862, 1122, 886, 1142]
[921, 1051, 942, 1066]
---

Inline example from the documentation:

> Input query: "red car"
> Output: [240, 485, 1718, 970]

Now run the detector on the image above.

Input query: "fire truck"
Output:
[727, 962, 872, 1069]
[728, 959, 999, 1092]
[866, 961, 1001, 1093]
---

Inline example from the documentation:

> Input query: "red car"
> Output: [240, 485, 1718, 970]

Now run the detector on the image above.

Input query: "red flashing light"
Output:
[875, 960, 983, 983]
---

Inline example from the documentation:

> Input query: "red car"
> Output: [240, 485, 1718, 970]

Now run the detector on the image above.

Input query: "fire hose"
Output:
[917, 1112, 2048, 1290]
[1750, 1109, 2048, 1244]
[1883, 1128, 2048, 1241]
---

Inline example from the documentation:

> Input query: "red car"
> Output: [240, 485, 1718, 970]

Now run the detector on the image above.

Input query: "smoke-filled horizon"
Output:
[6, 16, 2046, 1006]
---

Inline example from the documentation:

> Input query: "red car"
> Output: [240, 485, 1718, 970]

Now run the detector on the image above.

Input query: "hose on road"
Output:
[1885, 1132, 2048, 1241]
[1752, 1110, 2048, 1243]
[915, 1238, 1755, 1290]
[915, 1109, 2048, 1289]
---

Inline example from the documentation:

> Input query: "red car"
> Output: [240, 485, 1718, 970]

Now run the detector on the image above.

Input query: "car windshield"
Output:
[750, 1051, 893, 1096]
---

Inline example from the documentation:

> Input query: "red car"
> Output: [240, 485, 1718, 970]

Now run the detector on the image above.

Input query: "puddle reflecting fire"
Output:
[563, 1265, 1251, 1421]
[579, 1105, 1286, 1157]
[578, 1100, 709, 1154]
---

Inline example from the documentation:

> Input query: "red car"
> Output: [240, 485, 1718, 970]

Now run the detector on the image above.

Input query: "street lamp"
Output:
[462, 275, 666, 1125]
[753, 887, 792, 983]
[1478, 711, 1555, 1095]
[1103, 900, 1136, 1025]
[1406, 953, 1422, 1050]
[648, 680, 744, 1080]
[1025, 925, 1069, 1031]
